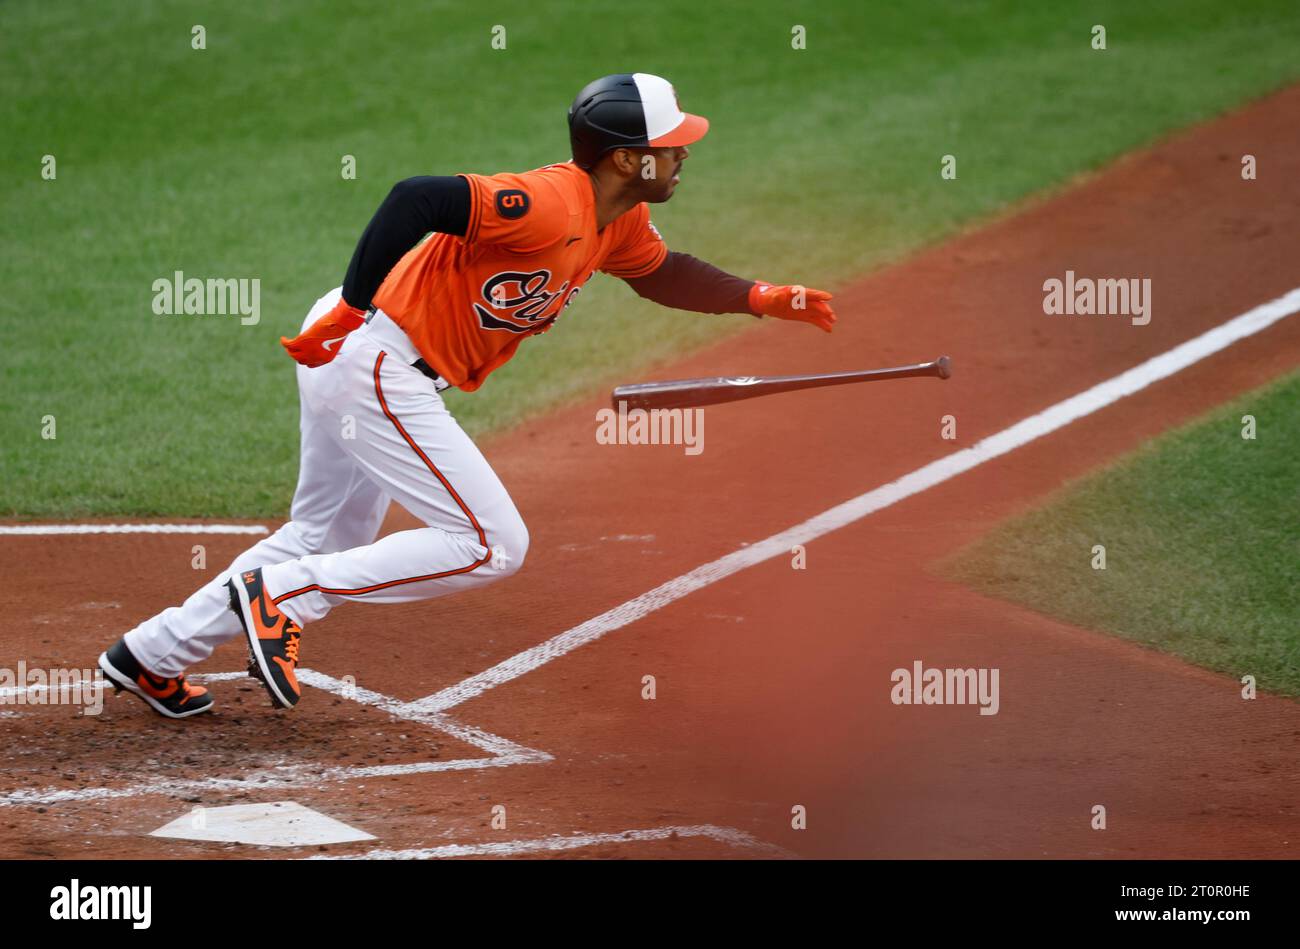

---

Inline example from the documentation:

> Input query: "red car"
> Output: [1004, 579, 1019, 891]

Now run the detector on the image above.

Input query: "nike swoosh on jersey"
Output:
[322, 336, 346, 350]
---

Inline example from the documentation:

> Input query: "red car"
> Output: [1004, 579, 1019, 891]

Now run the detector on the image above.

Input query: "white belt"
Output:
[361, 308, 451, 392]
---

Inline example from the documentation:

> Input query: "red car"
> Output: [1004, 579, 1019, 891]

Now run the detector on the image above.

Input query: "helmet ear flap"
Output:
[568, 74, 648, 169]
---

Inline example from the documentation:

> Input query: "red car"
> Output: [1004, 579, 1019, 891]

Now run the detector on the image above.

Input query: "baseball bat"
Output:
[610, 356, 951, 411]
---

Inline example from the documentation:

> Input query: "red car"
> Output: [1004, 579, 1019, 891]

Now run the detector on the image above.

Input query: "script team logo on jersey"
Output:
[474, 269, 582, 334]
[495, 189, 530, 220]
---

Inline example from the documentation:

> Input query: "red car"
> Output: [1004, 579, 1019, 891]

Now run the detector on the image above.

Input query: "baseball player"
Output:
[97, 73, 836, 718]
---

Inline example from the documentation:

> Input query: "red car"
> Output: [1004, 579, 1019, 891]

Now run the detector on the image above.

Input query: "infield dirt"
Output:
[3, 84, 1298, 859]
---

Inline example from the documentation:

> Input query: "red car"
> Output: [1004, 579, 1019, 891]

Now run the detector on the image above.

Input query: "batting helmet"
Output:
[568, 73, 710, 170]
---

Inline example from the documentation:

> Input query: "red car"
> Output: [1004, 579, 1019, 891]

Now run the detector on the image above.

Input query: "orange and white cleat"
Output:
[226, 567, 303, 709]
[98, 639, 213, 719]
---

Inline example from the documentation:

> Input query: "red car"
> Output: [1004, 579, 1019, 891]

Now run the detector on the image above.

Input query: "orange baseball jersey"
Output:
[372, 161, 667, 392]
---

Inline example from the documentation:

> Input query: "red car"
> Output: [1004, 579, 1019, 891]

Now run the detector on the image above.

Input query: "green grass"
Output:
[4, 0, 1300, 516]
[944, 371, 1300, 695]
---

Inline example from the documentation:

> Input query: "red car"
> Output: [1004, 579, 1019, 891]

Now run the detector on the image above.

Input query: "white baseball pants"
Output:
[124, 287, 528, 677]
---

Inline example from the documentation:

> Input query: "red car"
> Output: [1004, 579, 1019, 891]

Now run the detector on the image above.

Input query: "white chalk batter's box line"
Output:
[2, 289, 1296, 850]
[310, 824, 796, 860]
[0, 524, 270, 535]
[5, 640, 637, 812]
[0, 668, 549, 808]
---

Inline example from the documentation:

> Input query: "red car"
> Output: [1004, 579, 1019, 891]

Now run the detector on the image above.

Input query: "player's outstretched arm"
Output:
[281, 176, 473, 367]
[622, 252, 835, 333]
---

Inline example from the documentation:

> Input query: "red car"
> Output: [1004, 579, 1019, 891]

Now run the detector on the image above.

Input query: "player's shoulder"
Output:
[460, 162, 582, 249]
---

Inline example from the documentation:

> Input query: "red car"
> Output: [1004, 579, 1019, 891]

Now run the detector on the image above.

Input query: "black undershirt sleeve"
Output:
[341, 175, 471, 309]
[622, 251, 757, 316]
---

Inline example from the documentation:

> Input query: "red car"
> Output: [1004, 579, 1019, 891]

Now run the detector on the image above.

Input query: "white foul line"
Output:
[415, 286, 1300, 714]
[294, 669, 546, 760]
[308, 824, 796, 860]
[0, 524, 269, 536]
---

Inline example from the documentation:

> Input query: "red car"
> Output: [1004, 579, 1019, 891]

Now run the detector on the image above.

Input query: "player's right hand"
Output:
[280, 298, 368, 367]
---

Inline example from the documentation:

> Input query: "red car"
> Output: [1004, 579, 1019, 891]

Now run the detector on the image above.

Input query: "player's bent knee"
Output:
[486, 515, 529, 578]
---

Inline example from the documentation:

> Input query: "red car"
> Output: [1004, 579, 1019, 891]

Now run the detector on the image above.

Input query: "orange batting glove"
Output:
[280, 297, 368, 367]
[749, 282, 836, 333]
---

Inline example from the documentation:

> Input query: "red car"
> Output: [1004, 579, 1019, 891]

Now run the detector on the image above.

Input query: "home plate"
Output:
[150, 801, 375, 847]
